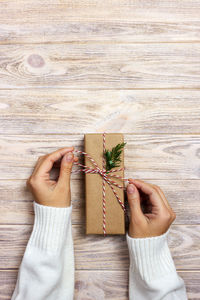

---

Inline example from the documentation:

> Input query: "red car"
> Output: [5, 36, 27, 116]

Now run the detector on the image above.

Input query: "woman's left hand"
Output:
[26, 147, 78, 207]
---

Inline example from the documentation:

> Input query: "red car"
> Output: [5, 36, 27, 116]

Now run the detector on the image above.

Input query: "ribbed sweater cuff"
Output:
[126, 229, 177, 282]
[28, 202, 72, 254]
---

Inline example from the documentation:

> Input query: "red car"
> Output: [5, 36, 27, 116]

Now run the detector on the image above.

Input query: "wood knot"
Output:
[27, 54, 45, 68]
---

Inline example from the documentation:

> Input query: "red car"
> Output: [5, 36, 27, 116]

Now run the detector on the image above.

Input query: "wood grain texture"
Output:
[1, 89, 200, 134]
[2, 0, 200, 23]
[0, 224, 199, 270]
[1, 0, 200, 44]
[0, 43, 200, 89]
[0, 179, 200, 225]
[0, 270, 199, 300]
[2, 22, 200, 44]
[0, 0, 200, 297]
[1, 134, 200, 180]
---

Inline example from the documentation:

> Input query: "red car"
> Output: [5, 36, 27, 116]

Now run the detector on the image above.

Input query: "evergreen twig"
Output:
[103, 142, 126, 172]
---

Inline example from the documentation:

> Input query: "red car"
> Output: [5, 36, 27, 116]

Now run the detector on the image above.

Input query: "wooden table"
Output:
[0, 1, 200, 299]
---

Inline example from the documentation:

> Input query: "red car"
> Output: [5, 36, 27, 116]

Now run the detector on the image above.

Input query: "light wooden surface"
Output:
[0, 43, 200, 89]
[0, 0, 200, 299]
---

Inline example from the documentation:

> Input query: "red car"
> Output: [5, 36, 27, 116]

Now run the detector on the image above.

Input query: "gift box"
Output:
[84, 133, 125, 235]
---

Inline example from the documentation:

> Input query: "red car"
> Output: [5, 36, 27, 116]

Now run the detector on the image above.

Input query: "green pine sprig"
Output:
[103, 142, 126, 172]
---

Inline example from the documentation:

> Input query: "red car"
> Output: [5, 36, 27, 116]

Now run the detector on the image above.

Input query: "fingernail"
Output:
[128, 178, 134, 182]
[127, 184, 135, 194]
[65, 152, 73, 162]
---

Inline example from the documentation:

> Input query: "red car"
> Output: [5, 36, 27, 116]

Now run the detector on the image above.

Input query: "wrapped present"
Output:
[83, 133, 126, 235]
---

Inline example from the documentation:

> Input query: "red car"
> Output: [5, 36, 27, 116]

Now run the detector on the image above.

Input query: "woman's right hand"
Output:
[126, 179, 176, 238]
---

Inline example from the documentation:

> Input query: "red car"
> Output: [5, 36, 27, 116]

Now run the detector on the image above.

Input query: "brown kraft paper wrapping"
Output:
[84, 133, 125, 235]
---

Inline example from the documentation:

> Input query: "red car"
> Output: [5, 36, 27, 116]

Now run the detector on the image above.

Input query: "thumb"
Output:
[127, 184, 145, 223]
[58, 152, 74, 188]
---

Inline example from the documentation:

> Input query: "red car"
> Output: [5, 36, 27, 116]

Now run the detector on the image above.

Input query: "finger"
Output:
[148, 182, 172, 212]
[126, 183, 146, 223]
[152, 185, 170, 209]
[36, 147, 74, 177]
[31, 155, 46, 176]
[153, 185, 175, 217]
[53, 155, 78, 168]
[128, 179, 165, 211]
[57, 152, 74, 188]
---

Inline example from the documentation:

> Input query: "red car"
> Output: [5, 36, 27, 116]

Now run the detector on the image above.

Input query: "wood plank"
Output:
[1, 89, 200, 134]
[0, 224, 199, 270]
[2, 21, 200, 45]
[1, 134, 200, 180]
[0, 179, 199, 225]
[1, 0, 200, 44]
[0, 270, 199, 300]
[0, 43, 200, 89]
[2, 0, 200, 23]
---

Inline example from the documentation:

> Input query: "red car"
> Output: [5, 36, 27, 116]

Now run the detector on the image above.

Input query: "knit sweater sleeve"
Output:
[11, 202, 74, 300]
[126, 230, 188, 300]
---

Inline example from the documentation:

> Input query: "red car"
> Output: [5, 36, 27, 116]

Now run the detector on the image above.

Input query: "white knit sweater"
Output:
[12, 202, 187, 300]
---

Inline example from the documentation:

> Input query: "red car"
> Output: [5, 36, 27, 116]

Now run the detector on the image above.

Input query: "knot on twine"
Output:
[72, 132, 128, 236]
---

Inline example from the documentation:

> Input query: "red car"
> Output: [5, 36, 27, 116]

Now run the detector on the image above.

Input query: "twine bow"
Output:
[72, 132, 128, 236]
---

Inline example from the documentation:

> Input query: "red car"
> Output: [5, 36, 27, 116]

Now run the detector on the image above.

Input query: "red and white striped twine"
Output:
[72, 132, 128, 236]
